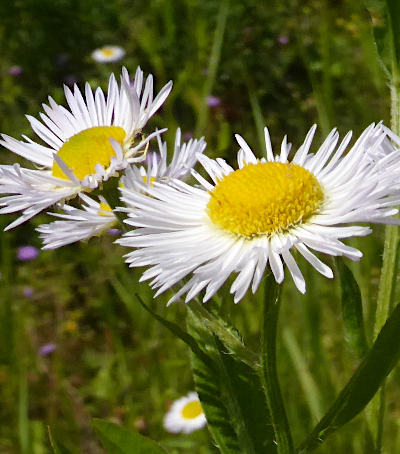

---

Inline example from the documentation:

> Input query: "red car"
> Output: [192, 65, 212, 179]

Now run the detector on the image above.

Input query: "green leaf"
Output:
[296, 301, 400, 453]
[364, 0, 400, 78]
[92, 419, 168, 454]
[136, 295, 213, 368]
[47, 427, 72, 454]
[187, 307, 276, 454]
[336, 258, 368, 358]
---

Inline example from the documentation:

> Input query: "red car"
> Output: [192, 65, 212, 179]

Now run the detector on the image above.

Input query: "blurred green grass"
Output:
[0, 0, 398, 453]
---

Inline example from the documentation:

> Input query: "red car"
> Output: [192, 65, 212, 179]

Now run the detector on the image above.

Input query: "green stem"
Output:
[368, 73, 400, 452]
[195, 0, 229, 136]
[258, 276, 294, 454]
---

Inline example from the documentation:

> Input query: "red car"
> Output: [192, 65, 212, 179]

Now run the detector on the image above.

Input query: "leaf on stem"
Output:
[48, 427, 72, 454]
[187, 307, 276, 454]
[336, 258, 368, 358]
[364, 0, 400, 78]
[92, 419, 168, 454]
[296, 301, 400, 453]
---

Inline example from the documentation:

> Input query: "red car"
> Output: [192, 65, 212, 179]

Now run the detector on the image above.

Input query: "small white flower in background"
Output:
[91, 45, 126, 63]
[36, 194, 117, 250]
[0, 67, 172, 230]
[163, 392, 207, 434]
[36, 130, 205, 249]
[117, 123, 400, 304]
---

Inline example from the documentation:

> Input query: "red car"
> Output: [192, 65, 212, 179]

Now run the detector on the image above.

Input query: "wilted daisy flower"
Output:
[36, 130, 206, 249]
[0, 67, 172, 230]
[117, 123, 400, 303]
[91, 45, 126, 63]
[163, 392, 206, 434]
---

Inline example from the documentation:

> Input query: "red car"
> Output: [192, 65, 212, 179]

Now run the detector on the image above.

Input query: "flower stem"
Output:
[258, 275, 294, 454]
[368, 73, 400, 452]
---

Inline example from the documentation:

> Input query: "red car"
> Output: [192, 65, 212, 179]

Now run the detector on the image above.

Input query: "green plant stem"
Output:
[258, 276, 294, 454]
[368, 74, 400, 452]
[195, 0, 229, 136]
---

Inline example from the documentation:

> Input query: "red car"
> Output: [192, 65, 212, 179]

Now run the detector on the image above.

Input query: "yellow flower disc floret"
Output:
[52, 126, 126, 180]
[207, 162, 324, 238]
[181, 401, 203, 420]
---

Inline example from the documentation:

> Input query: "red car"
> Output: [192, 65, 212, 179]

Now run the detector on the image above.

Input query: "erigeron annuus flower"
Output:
[37, 194, 117, 250]
[0, 67, 172, 230]
[163, 392, 207, 434]
[117, 123, 400, 304]
[36, 129, 206, 249]
[91, 45, 126, 63]
[121, 128, 207, 188]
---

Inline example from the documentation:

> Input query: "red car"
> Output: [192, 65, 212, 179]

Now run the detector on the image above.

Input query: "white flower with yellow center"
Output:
[163, 392, 207, 434]
[35, 130, 205, 249]
[121, 128, 206, 188]
[0, 67, 172, 230]
[117, 123, 400, 303]
[37, 194, 117, 249]
[91, 45, 126, 63]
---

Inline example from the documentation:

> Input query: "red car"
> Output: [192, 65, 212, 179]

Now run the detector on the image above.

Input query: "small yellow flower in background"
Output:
[163, 392, 207, 434]
[91, 45, 126, 63]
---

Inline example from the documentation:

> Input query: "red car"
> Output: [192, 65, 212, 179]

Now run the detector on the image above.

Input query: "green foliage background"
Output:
[0, 0, 397, 453]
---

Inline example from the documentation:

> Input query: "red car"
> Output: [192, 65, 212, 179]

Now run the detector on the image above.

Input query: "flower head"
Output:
[91, 45, 126, 63]
[0, 67, 172, 230]
[17, 245, 39, 261]
[163, 392, 206, 434]
[38, 343, 57, 356]
[36, 130, 205, 249]
[117, 123, 400, 303]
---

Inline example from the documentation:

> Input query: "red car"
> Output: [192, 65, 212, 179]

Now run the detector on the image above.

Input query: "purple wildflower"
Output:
[108, 228, 123, 236]
[38, 343, 57, 356]
[17, 246, 39, 261]
[278, 36, 289, 45]
[23, 287, 34, 298]
[8, 65, 23, 76]
[206, 96, 221, 108]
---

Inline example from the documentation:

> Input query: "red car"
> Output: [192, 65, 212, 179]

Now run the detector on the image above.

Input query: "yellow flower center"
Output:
[52, 126, 126, 180]
[207, 162, 324, 238]
[181, 401, 203, 420]
[101, 48, 116, 57]
[98, 201, 112, 216]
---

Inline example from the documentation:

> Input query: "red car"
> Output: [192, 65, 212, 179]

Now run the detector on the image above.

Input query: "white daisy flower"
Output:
[91, 45, 126, 63]
[36, 194, 117, 250]
[121, 128, 207, 189]
[35, 130, 205, 249]
[117, 123, 400, 304]
[0, 67, 172, 230]
[163, 392, 207, 434]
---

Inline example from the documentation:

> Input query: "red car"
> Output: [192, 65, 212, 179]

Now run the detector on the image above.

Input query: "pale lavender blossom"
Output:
[108, 228, 123, 236]
[17, 245, 39, 261]
[8, 65, 23, 76]
[206, 96, 221, 108]
[38, 343, 57, 356]
[23, 287, 34, 298]
[278, 36, 289, 45]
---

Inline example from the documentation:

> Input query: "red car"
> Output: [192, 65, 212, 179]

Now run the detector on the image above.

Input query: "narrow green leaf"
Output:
[47, 427, 72, 454]
[92, 419, 168, 454]
[296, 301, 400, 453]
[364, 0, 400, 78]
[136, 295, 213, 368]
[187, 307, 276, 454]
[336, 258, 368, 358]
